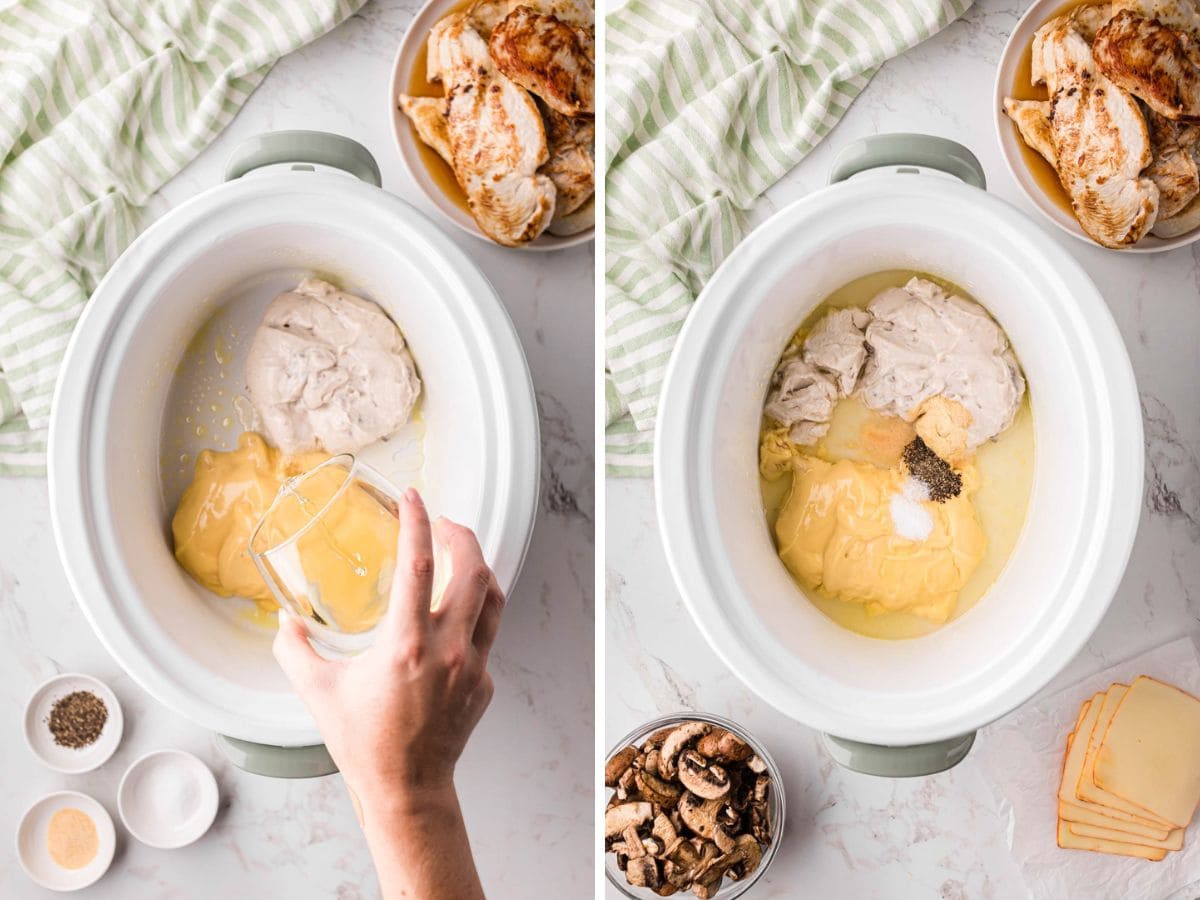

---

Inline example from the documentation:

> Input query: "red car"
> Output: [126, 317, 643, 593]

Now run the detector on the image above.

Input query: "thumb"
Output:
[272, 609, 324, 690]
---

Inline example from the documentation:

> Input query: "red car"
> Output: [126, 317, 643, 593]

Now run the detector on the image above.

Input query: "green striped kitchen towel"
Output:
[0, 0, 364, 475]
[605, 0, 972, 476]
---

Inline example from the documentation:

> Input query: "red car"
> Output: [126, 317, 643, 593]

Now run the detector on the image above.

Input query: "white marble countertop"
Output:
[0, 2, 593, 897]
[605, 1, 1200, 897]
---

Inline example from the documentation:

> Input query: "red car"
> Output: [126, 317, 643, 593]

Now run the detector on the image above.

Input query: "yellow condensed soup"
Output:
[774, 455, 986, 623]
[173, 432, 326, 607]
[172, 432, 399, 633]
[760, 271, 1035, 640]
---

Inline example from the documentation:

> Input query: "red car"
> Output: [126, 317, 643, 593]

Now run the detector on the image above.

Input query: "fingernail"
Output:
[405, 487, 422, 505]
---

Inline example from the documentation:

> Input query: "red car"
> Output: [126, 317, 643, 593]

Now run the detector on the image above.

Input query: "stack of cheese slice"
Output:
[1057, 676, 1200, 860]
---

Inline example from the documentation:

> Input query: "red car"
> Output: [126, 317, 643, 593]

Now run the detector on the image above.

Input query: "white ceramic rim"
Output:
[22, 673, 124, 774]
[15, 791, 116, 892]
[655, 173, 1143, 745]
[47, 169, 540, 746]
[388, 0, 594, 251]
[117, 749, 219, 849]
[992, 0, 1200, 253]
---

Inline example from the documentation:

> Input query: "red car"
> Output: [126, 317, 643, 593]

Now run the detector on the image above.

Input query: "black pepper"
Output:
[902, 437, 962, 503]
[47, 691, 108, 749]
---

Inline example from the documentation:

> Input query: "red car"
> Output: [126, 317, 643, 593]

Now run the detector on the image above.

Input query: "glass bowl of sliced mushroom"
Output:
[604, 714, 784, 898]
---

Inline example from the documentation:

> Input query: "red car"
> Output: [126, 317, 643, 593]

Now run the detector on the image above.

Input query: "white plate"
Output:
[993, 0, 1200, 253]
[23, 674, 123, 774]
[388, 0, 594, 251]
[118, 750, 219, 849]
[16, 792, 116, 891]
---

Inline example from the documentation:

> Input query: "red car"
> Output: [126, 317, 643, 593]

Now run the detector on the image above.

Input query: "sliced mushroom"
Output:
[606, 745, 638, 786]
[678, 792, 723, 839]
[677, 749, 731, 800]
[713, 824, 736, 854]
[643, 747, 661, 776]
[622, 824, 645, 859]
[651, 812, 682, 858]
[626, 855, 659, 889]
[605, 801, 652, 838]
[747, 754, 767, 774]
[616, 765, 637, 800]
[636, 767, 683, 808]
[724, 834, 764, 881]
[696, 728, 753, 763]
[659, 722, 711, 777]
[753, 774, 770, 804]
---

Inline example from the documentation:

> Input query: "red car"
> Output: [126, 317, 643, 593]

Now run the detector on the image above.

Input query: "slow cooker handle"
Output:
[224, 130, 382, 187]
[821, 731, 976, 778]
[827, 133, 986, 190]
[216, 734, 339, 778]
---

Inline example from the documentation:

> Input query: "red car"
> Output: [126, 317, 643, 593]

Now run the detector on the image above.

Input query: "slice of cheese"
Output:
[1056, 820, 1166, 861]
[1076, 685, 1174, 827]
[1068, 820, 1184, 851]
[1059, 799, 1171, 840]
[1094, 675, 1200, 829]
[1061, 726, 1170, 835]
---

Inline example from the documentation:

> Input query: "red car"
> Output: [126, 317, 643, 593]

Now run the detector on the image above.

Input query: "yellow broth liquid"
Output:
[759, 270, 1036, 640]
[1007, 0, 1095, 217]
[406, 0, 473, 216]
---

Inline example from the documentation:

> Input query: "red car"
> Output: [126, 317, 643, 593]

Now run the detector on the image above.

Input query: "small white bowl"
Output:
[16, 791, 116, 891]
[994, 0, 1200, 253]
[118, 750, 219, 849]
[388, 0, 594, 251]
[24, 674, 123, 773]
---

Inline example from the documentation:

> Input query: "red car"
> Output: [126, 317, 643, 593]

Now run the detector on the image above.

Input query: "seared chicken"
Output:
[430, 14, 556, 246]
[489, 6, 595, 116]
[1032, 13, 1160, 246]
[468, 0, 594, 37]
[1153, 191, 1200, 232]
[540, 102, 594, 216]
[1112, 0, 1200, 36]
[1003, 98, 1057, 166]
[1144, 106, 1200, 215]
[1094, 9, 1200, 120]
[1033, 4, 1112, 83]
[397, 95, 453, 165]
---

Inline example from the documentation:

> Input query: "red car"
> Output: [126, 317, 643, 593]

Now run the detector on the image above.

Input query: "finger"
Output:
[431, 518, 491, 640]
[273, 609, 324, 689]
[383, 488, 435, 642]
[471, 575, 505, 663]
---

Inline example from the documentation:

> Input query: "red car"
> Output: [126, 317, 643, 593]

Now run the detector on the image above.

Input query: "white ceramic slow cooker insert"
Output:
[48, 133, 539, 767]
[656, 135, 1143, 774]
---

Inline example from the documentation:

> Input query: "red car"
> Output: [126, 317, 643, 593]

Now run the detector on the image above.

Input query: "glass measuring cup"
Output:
[249, 455, 430, 656]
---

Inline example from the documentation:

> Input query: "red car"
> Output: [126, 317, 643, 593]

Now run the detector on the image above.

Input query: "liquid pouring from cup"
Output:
[249, 455, 447, 656]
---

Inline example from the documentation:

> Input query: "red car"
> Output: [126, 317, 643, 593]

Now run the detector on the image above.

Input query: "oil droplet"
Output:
[180, 453, 191, 465]
[221, 417, 233, 429]
[195, 425, 207, 438]
[217, 388, 226, 397]
[209, 403, 220, 413]
[184, 416, 192, 424]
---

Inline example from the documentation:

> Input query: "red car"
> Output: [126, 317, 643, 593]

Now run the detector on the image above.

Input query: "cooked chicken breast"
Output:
[1113, 0, 1200, 36]
[1003, 98, 1057, 166]
[1032, 4, 1112, 83]
[1144, 106, 1200, 214]
[489, 6, 595, 116]
[1153, 190, 1200, 232]
[397, 95, 453, 166]
[540, 102, 594, 217]
[432, 14, 556, 246]
[1034, 13, 1160, 246]
[1094, 9, 1200, 120]
[468, 0, 594, 37]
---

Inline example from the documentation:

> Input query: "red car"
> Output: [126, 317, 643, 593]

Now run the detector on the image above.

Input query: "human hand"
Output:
[273, 488, 505, 812]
